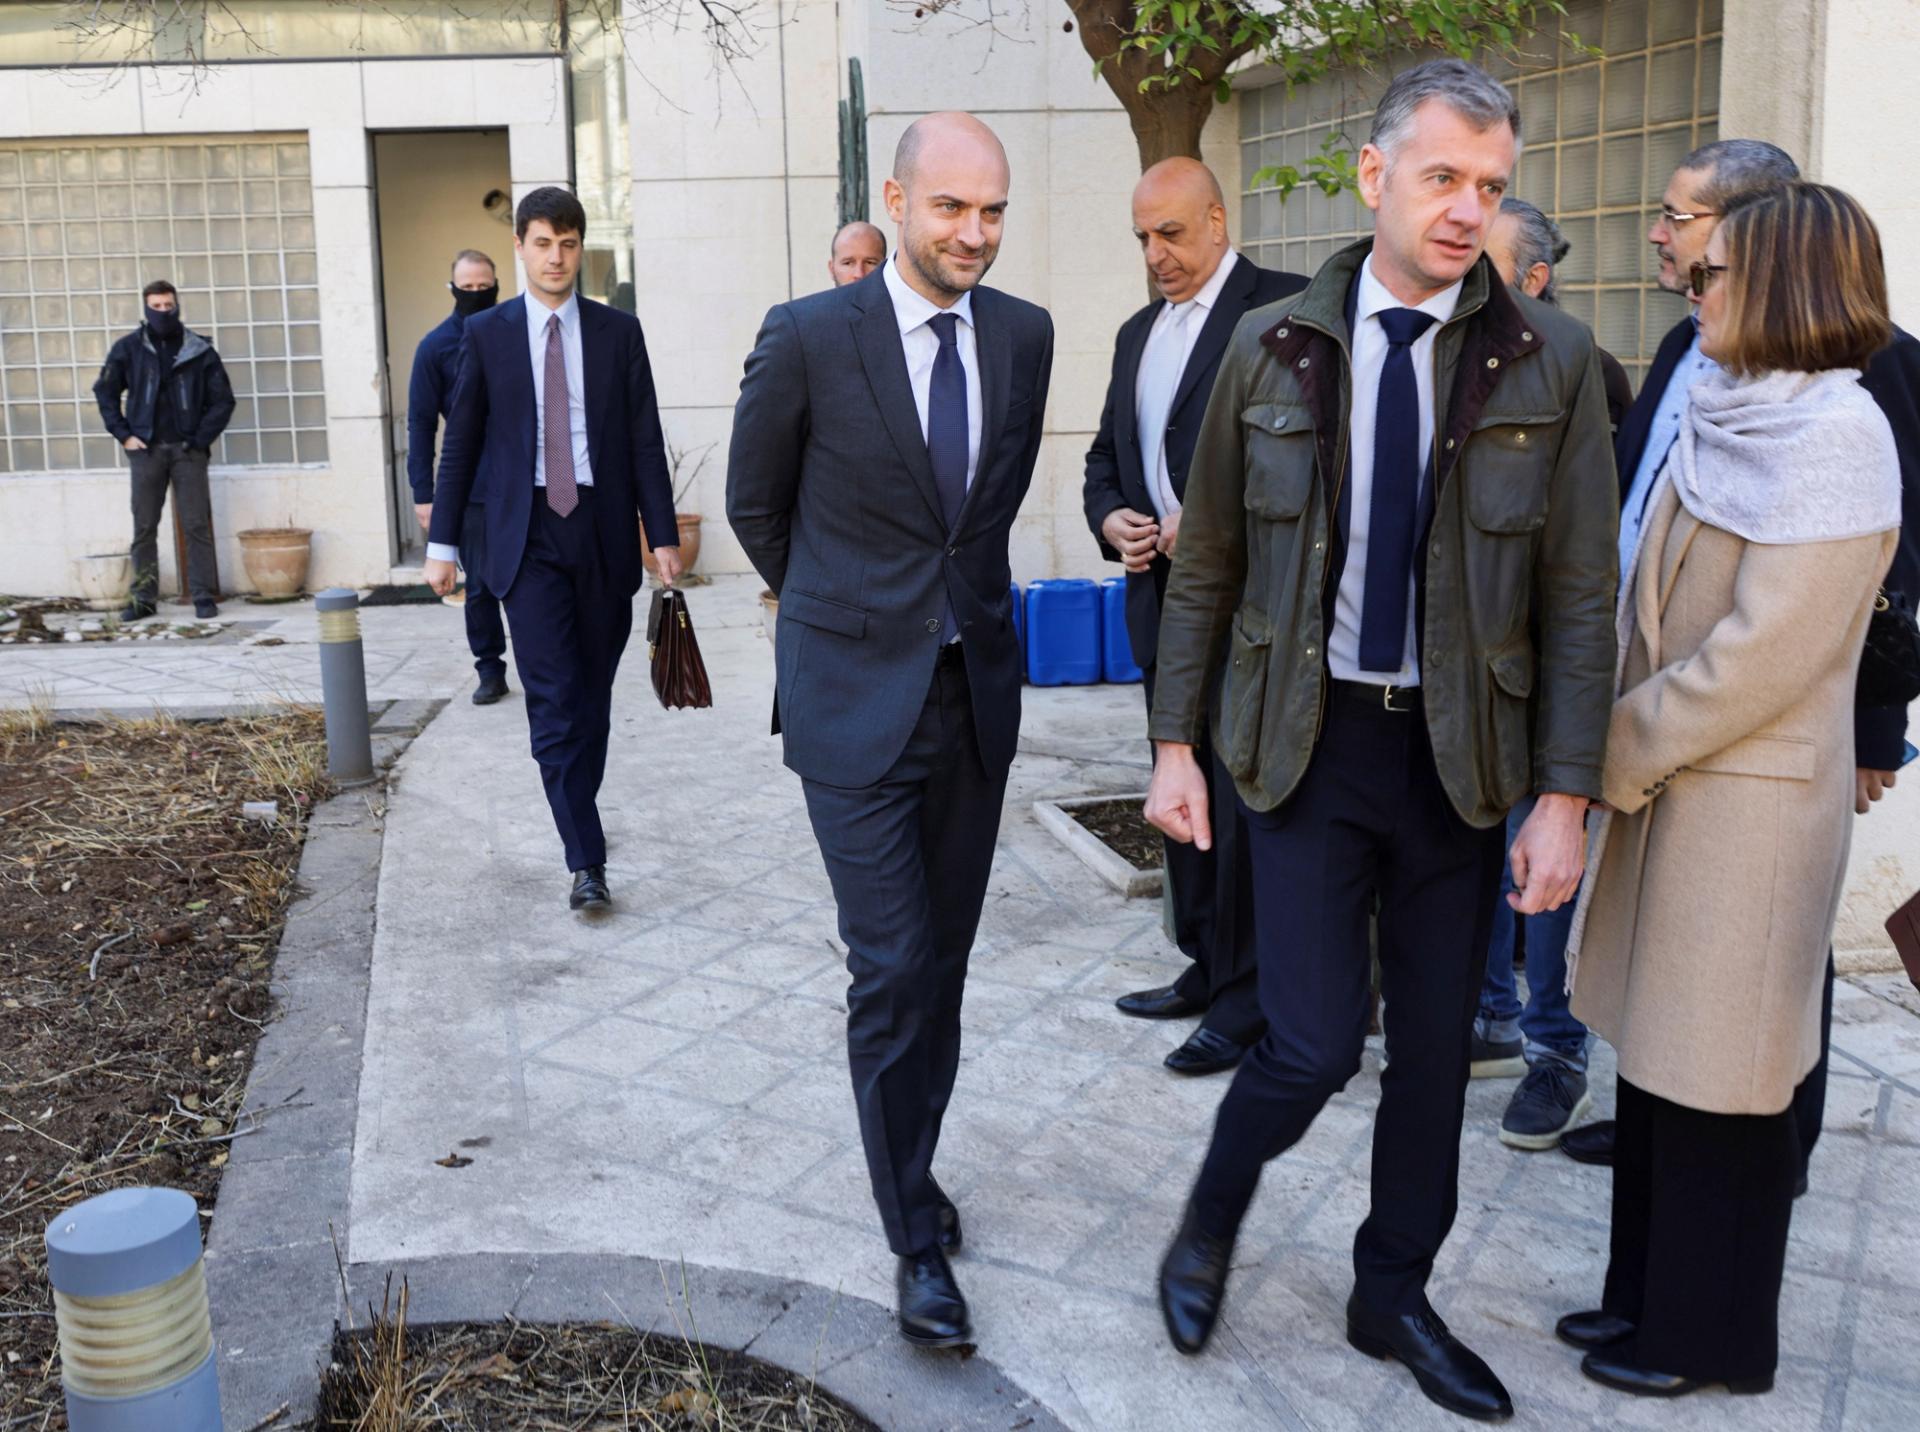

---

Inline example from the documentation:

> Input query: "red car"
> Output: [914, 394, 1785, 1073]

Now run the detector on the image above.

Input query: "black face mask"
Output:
[450, 283, 499, 318]
[144, 305, 182, 339]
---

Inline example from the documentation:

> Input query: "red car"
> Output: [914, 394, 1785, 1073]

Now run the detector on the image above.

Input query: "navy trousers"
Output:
[460, 503, 508, 684]
[1190, 683, 1504, 1313]
[500, 489, 630, 871]
[801, 649, 1007, 1256]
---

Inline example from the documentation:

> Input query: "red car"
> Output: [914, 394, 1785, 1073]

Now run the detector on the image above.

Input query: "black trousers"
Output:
[499, 490, 631, 871]
[1190, 684, 1504, 1312]
[1602, 1078, 1796, 1383]
[1142, 664, 1264, 1043]
[1790, 951, 1836, 1178]
[128, 442, 216, 602]
[460, 503, 508, 683]
[802, 649, 1006, 1256]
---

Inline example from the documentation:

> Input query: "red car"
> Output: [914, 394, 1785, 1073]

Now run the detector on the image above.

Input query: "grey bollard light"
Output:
[44, 1186, 222, 1431]
[315, 587, 374, 785]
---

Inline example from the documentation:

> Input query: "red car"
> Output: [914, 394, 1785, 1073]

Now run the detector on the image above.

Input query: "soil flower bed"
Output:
[0, 705, 329, 1429]
[320, 1280, 879, 1431]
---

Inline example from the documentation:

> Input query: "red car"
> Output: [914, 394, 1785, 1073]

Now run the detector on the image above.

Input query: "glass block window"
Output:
[1238, 0, 1724, 383]
[0, 134, 327, 473]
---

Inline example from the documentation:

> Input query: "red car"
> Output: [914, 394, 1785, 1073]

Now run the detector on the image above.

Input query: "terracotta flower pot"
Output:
[642, 513, 703, 580]
[73, 552, 131, 611]
[237, 527, 312, 598]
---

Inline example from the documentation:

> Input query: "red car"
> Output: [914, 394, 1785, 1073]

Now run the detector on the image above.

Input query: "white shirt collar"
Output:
[1180, 248, 1240, 315]
[527, 290, 580, 333]
[883, 254, 974, 336]
[1356, 251, 1462, 330]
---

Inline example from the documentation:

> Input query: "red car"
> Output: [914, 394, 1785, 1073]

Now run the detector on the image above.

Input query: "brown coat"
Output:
[1569, 483, 1897, 1115]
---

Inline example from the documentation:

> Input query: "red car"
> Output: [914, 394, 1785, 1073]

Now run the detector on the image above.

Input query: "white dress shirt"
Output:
[883, 254, 982, 490]
[1134, 250, 1240, 518]
[426, 291, 593, 565]
[1328, 253, 1463, 685]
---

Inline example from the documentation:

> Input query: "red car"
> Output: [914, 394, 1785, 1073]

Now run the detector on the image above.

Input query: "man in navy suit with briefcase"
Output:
[727, 113, 1053, 1349]
[424, 187, 681, 912]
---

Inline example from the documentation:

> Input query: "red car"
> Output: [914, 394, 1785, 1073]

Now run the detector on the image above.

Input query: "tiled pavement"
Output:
[344, 576, 1920, 1431]
[0, 596, 476, 712]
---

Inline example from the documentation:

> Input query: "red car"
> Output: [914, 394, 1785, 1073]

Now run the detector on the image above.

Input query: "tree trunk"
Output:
[1064, 0, 1255, 173]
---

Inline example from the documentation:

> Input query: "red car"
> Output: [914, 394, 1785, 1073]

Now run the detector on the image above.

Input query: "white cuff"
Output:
[425, 542, 461, 564]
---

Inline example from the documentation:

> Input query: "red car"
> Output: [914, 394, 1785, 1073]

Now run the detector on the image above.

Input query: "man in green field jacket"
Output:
[1146, 59, 1617, 1422]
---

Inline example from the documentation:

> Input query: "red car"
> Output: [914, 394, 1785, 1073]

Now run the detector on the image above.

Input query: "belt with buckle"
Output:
[1331, 678, 1420, 713]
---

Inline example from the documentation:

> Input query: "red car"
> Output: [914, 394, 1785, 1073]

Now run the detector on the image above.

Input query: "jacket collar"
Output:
[1258, 237, 1545, 486]
[141, 325, 211, 364]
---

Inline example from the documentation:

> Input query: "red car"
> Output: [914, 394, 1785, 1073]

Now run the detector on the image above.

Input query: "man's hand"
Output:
[123, 436, 146, 452]
[1155, 509, 1183, 560]
[652, 544, 683, 588]
[424, 556, 459, 597]
[1101, 507, 1160, 574]
[1857, 767, 1898, 815]
[1508, 792, 1589, 915]
[414, 503, 433, 534]
[1145, 741, 1212, 851]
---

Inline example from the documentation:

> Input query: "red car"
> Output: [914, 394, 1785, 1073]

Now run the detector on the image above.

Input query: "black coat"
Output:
[92, 325, 235, 452]
[1619, 314, 1920, 768]
[1082, 257, 1308, 670]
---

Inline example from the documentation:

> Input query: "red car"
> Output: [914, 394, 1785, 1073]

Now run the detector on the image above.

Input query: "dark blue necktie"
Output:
[926, 312, 968, 529]
[1358, 307, 1436, 673]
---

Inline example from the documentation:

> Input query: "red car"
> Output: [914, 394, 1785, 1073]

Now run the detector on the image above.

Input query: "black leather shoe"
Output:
[119, 601, 156, 622]
[193, 599, 219, 619]
[896, 1246, 971, 1348]
[1164, 1027, 1249, 1076]
[1560, 1120, 1616, 1167]
[1555, 1309, 1635, 1351]
[568, 866, 610, 911]
[1346, 1294, 1513, 1422]
[1580, 1350, 1773, 1397]
[1116, 983, 1205, 1020]
[1159, 1206, 1235, 1354]
[471, 673, 509, 705]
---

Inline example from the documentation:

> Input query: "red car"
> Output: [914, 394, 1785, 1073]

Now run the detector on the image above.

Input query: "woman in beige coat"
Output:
[1558, 182, 1902, 1399]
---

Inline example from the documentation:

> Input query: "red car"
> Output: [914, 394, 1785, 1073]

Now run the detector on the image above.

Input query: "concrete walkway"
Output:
[343, 575, 1920, 1432]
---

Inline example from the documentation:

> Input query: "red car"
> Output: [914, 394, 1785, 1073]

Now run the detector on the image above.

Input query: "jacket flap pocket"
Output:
[1231, 605, 1273, 651]
[1470, 411, 1560, 450]
[781, 589, 867, 639]
[1487, 640, 1535, 698]
[1691, 733, 1817, 782]
[1466, 412, 1557, 534]
[1241, 404, 1314, 519]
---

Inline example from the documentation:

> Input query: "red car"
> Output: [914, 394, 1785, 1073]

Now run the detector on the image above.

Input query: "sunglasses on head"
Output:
[1688, 259, 1729, 298]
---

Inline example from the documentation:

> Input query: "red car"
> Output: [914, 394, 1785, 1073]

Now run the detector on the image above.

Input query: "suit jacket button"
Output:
[926, 618, 940, 633]
[947, 545, 958, 557]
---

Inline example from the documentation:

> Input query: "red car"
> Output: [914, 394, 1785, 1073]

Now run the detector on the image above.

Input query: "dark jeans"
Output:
[1476, 797, 1589, 1070]
[499, 490, 631, 871]
[1142, 664, 1264, 1044]
[460, 503, 507, 682]
[1190, 685, 1504, 1312]
[128, 442, 215, 603]
[802, 649, 1006, 1257]
[1603, 1077, 1795, 1383]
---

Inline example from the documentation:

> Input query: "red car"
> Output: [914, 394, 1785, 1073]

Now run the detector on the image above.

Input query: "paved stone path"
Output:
[343, 576, 1920, 1432]
[0, 597, 475, 712]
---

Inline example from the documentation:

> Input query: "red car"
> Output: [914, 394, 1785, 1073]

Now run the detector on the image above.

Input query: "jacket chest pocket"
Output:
[1464, 413, 1560, 533]
[1241, 403, 1315, 520]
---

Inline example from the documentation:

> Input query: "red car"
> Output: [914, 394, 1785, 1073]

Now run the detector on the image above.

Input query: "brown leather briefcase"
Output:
[647, 587, 713, 710]
[1887, 888, 1920, 994]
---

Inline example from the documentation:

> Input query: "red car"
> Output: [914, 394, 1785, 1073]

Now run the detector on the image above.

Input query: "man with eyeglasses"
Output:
[1558, 142, 1920, 1203]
